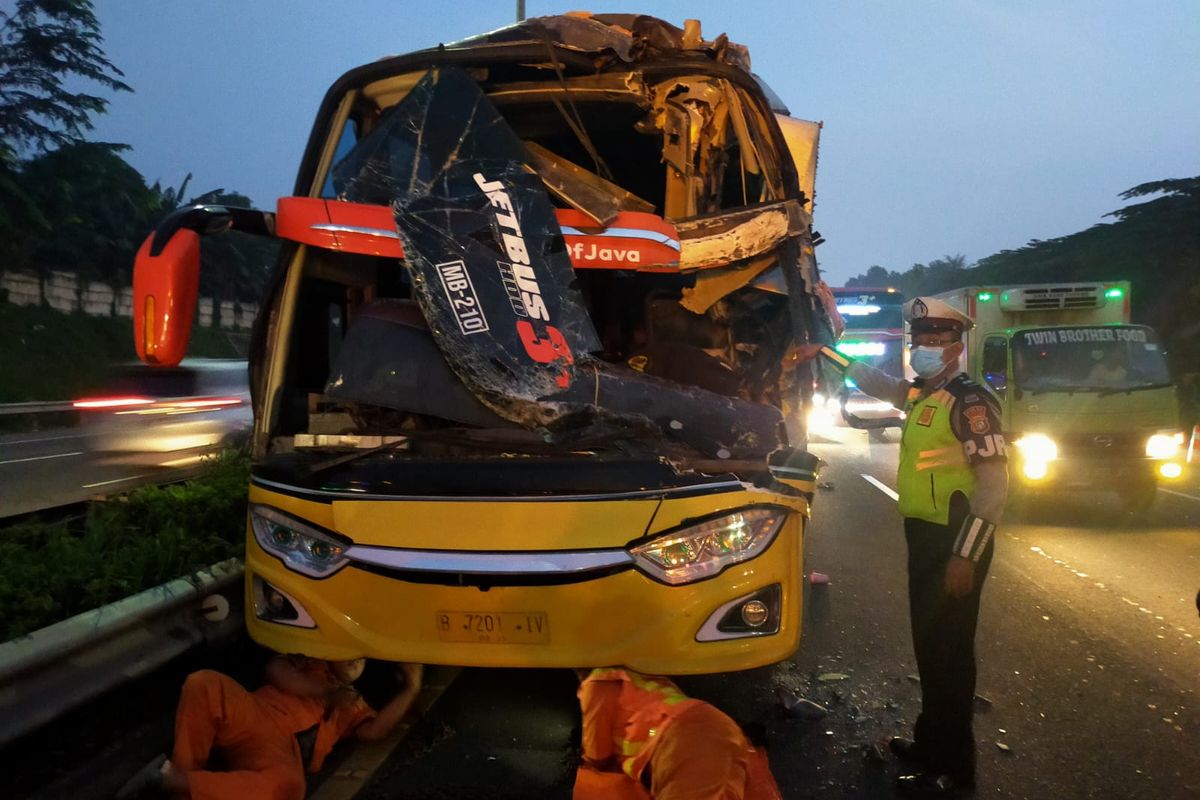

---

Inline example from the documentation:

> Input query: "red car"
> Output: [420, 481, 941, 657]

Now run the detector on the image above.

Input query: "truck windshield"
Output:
[1012, 325, 1172, 393]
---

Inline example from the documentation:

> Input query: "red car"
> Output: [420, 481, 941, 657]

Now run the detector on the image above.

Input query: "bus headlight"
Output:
[1014, 433, 1057, 480]
[251, 505, 350, 578]
[1145, 431, 1183, 460]
[630, 508, 787, 585]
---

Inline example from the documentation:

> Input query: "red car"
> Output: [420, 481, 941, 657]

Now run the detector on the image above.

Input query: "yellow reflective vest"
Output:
[898, 379, 976, 525]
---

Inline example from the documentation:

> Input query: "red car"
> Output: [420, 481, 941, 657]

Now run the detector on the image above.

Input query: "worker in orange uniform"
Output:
[116, 655, 422, 799]
[573, 667, 782, 800]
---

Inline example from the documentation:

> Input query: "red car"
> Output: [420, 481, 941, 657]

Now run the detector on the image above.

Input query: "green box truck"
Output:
[932, 282, 1184, 511]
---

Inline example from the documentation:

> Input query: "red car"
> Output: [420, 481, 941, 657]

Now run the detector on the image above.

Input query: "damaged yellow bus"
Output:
[131, 13, 837, 674]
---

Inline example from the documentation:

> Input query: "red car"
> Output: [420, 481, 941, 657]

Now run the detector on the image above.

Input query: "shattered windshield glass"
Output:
[332, 67, 602, 419]
[319, 67, 791, 460]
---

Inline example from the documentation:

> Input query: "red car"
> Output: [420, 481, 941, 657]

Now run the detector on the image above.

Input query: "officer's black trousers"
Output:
[903, 516, 994, 784]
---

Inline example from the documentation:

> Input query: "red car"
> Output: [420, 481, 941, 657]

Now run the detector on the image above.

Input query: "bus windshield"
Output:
[1012, 325, 1172, 393]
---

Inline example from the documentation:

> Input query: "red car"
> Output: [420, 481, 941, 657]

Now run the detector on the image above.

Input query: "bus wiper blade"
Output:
[307, 437, 412, 477]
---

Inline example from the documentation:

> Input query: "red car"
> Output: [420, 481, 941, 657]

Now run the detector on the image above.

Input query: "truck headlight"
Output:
[1145, 431, 1183, 460]
[629, 508, 787, 585]
[1013, 433, 1056, 480]
[251, 505, 350, 578]
[1013, 433, 1057, 463]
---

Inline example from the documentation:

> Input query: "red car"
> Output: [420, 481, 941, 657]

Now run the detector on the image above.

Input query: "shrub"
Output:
[0, 449, 250, 641]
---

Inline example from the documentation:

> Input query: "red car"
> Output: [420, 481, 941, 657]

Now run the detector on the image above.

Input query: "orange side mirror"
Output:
[133, 228, 201, 366]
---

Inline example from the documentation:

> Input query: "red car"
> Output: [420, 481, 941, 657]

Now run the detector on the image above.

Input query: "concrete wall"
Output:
[0, 269, 257, 331]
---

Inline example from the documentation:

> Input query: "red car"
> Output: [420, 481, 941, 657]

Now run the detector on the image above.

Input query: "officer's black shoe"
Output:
[888, 737, 926, 763]
[895, 771, 973, 797]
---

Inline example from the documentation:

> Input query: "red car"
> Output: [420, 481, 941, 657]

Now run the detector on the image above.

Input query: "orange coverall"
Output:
[574, 668, 782, 800]
[172, 661, 374, 800]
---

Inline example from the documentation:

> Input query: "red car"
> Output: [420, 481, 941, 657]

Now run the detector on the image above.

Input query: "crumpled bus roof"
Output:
[441, 13, 753, 73]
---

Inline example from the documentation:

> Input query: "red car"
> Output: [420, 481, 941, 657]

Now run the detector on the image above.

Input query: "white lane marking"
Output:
[1027, 544, 1199, 648]
[0, 451, 83, 466]
[3, 432, 95, 445]
[1158, 487, 1200, 503]
[82, 472, 156, 489]
[862, 474, 900, 501]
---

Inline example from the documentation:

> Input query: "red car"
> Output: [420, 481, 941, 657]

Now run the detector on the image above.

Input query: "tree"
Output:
[16, 141, 164, 281]
[845, 265, 903, 289]
[842, 177, 1200, 377]
[843, 254, 968, 297]
[0, 0, 130, 163]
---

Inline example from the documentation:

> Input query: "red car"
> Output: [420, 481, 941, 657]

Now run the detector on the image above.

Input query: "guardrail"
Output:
[0, 558, 245, 748]
[0, 400, 76, 416]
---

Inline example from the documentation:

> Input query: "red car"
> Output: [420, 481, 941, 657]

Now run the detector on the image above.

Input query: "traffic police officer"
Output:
[797, 296, 1007, 796]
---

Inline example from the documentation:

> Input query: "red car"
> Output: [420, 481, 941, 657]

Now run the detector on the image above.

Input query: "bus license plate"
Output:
[435, 611, 549, 644]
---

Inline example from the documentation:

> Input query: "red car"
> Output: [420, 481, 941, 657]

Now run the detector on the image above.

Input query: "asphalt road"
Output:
[355, 426, 1200, 800]
[0, 402, 250, 518]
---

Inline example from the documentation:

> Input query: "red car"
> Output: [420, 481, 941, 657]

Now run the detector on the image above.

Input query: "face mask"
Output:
[911, 346, 949, 378]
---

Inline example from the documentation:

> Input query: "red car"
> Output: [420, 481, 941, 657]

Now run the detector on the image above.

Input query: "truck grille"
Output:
[1054, 431, 1145, 459]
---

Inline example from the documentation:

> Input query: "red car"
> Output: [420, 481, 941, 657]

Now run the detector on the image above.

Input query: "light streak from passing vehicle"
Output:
[72, 397, 154, 409]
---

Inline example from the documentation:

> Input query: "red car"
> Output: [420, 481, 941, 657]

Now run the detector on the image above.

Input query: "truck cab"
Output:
[936, 283, 1184, 511]
[130, 14, 836, 673]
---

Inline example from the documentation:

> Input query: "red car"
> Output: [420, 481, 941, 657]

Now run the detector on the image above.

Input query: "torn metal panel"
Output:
[523, 140, 654, 226]
[675, 199, 809, 271]
[331, 66, 602, 425]
[652, 78, 732, 219]
[487, 72, 648, 105]
[724, 84, 762, 182]
[680, 253, 776, 314]
[775, 115, 822, 209]
[444, 14, 752, 72]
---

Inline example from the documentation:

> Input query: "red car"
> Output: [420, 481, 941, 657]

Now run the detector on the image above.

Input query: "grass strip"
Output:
[0, 450, 250, 641]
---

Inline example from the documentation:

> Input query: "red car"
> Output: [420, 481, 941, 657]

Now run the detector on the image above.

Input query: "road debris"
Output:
[778, 690, 829, 720]
[862, 740, 888, 764]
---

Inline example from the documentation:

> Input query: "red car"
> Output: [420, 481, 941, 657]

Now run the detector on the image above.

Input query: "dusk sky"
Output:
[81, 1, 1199, 285]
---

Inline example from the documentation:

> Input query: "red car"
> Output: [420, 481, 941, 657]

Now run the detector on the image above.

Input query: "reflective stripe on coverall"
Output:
[575, 668, 782, 800]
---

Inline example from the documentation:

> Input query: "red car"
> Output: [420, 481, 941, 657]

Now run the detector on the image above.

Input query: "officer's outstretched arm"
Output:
[815, 347, 910, 409]
[952, 461, 1007, 563]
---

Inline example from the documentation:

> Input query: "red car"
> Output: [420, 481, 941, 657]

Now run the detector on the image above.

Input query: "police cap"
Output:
[903, 297, 975, 333]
